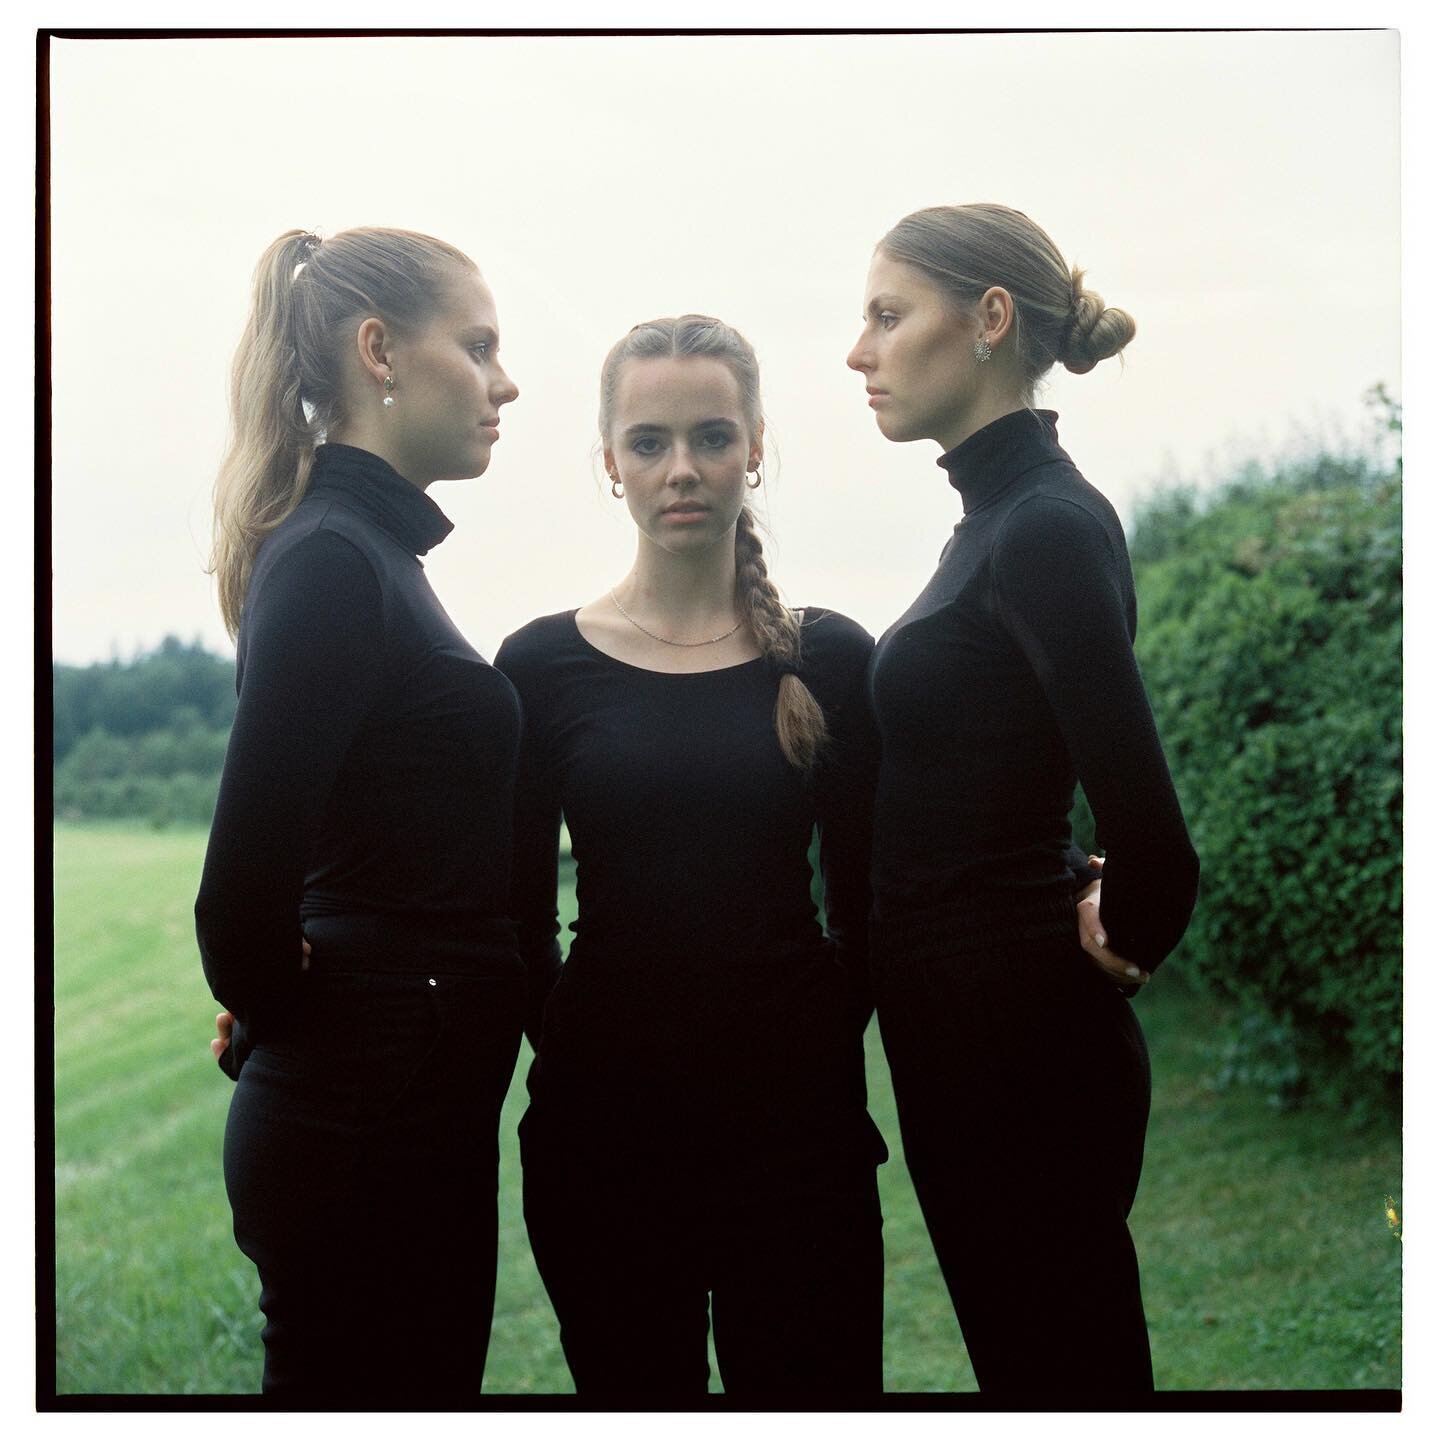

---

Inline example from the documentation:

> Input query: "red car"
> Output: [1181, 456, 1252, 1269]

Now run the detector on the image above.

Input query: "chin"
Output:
[457, 447, 493, 480]
[875, 412, 914, 445]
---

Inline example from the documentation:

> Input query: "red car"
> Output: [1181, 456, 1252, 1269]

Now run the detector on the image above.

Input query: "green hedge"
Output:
[1124, 426, 1401, 1109]
[53, 638, 237, 828]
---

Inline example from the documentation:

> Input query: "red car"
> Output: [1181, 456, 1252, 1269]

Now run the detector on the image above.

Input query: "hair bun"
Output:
[1060, 264, 1136, 374]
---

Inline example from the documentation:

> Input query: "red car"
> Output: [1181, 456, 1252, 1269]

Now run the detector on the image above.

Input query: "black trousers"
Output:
[223, 962, 524, 1403]
[876, 927, 1154, 1394]
[519, 943, 887, 1397]
[521, 1103, 884, 1397]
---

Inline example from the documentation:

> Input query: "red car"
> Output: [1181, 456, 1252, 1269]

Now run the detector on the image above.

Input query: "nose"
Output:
[666, 443, 700, 486]
[846, 335, 871, 373]
[492, 364, 519, 407]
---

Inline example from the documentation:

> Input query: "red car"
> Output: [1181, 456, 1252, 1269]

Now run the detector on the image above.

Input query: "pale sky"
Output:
[47, 28, 1399, 664]
[18, 9, 1440, 1427]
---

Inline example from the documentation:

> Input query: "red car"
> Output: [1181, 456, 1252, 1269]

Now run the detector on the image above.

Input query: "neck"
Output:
[328, 420, 429, 491]
[617, 529, 740, 629]
[936, 388, 1030, 454]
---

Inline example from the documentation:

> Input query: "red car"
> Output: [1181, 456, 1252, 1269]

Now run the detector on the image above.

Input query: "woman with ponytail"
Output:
[847, 204, 1200, 1393]
[196, 227, 529, 1400]
[495, 316, 887, 1395]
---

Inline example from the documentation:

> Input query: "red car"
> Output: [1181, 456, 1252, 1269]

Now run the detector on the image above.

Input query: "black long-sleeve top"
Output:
[494, 608, 879, 1123]
[195, 444, 525, 1074]
[868, 409, 1199, 973]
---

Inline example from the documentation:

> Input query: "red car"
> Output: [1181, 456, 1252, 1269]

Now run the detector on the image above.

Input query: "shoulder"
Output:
[247, 516, 381, 620]
[494, 610, 580, 683]
[797, 607, 875, 655]
[993, 473, 1121, 574]
[795, 608, 875, 690]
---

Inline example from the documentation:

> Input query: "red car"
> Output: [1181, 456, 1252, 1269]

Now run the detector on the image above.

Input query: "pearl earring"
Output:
[382, 374, 396, 407]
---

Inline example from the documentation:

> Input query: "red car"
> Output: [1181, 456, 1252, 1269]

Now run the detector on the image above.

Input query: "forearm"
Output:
[996, 496, 1199, 972]
[195, 531, 384, 1015]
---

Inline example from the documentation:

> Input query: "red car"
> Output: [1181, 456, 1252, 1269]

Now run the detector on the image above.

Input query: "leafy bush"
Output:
[1126, 411, 1401, 1109]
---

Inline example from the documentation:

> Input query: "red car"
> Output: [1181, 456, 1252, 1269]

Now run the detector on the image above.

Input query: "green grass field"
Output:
[52, 823, 1402, 1395]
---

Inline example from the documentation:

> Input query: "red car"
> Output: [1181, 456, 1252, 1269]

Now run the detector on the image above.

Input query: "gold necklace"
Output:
[609, 589, 744, 647]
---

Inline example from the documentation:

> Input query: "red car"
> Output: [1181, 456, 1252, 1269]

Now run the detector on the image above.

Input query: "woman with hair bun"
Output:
[496, 315, 888, 1395]
[196, 226, 531, 1400]
[848, 204, 1200, 1392]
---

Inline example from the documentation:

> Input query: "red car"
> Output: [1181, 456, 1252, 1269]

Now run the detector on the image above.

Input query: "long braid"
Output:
[734, 505, 828, 773]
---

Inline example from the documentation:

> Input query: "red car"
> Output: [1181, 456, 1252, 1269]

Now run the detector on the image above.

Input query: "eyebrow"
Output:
[621, 418, 740, 437]
[865, 295, 905, 317]
[461, 325, 498, 343]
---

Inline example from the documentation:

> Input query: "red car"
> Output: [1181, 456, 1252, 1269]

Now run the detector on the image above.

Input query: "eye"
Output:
[631, 436, 663, 457]
[699, 430, 734, 450]
[878, 312, 899, 331]
[470, 342, 492, 359]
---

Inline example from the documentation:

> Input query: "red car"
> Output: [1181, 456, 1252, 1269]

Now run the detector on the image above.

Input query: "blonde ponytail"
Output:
[209, 226, 480, 637]
[210, 231, 318, 636]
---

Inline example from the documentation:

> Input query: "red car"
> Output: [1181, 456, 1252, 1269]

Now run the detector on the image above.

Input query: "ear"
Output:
[748, 421, 765, 474]
[977, 286, 1015, 346]
[601, 441, 617, 478]
[354, 316, 392, 385]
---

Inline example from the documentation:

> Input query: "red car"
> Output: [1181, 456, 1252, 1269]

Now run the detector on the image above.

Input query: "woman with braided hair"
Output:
[494, 315, 889, 1395]
[847, 204, 1200, 1392]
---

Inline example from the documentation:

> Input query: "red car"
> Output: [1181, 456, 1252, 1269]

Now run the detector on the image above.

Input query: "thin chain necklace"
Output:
[609, 588, 744, 647]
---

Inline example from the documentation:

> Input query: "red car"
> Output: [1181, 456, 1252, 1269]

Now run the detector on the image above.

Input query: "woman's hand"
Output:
[208, 939, 311, 1059]
[1075, 856, 1150, 987]
[210, 1011, 234, 1059]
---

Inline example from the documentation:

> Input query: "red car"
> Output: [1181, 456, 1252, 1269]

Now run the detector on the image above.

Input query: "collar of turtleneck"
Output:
[309, 443, 455, 556]
[937, 408, 1069, 516]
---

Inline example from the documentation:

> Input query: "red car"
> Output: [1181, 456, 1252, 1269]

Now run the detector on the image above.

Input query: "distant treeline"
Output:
[53, 636, 236, 827]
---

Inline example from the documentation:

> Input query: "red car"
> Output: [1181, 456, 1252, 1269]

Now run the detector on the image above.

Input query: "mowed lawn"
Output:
[51, 823, 1401, 1395]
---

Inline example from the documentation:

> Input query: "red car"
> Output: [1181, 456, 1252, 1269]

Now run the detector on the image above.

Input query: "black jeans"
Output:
[223, 962, 524, 1403]
[518, 943, 887, 1397]
[876, 928, 1154, 1394]
[521, 1104, 884, 1397]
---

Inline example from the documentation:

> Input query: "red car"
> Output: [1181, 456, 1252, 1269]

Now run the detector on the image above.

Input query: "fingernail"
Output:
[1125, 965, 1141, 978]
[1095, 933, 1106, 949]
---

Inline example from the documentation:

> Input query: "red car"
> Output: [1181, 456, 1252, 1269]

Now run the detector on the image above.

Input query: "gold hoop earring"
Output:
[382, 373, 396, 406]
[746, 465, 764, 490]
[610, 474, 624, 499]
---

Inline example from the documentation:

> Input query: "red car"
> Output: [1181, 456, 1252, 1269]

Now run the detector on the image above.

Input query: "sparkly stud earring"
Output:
[973, 335, 993, 364]
[746, 465, 764, 490]
[610, 474, 624, 499]
[382, 374, 396, 407]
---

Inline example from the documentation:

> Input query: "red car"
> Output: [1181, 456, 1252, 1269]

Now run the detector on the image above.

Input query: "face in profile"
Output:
[604, 356, 762, 556]
[383, 269, 519, 484]
[847, 252, 983, 450]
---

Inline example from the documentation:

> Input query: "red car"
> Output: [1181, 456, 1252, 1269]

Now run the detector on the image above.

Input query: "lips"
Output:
[662, 502, 709, 515]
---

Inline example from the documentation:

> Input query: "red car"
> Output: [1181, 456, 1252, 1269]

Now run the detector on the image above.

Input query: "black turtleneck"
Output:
[868, 409, 1199, 973]
[195, 444, 525, 1058]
